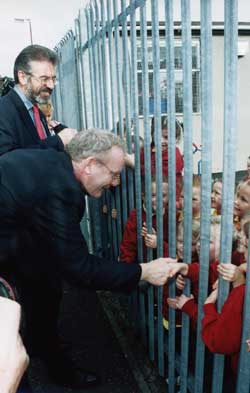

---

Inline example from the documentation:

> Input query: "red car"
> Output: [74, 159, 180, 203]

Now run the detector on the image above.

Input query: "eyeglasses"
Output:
[26, 72, 58, 86]
[96, 159, 120, 181]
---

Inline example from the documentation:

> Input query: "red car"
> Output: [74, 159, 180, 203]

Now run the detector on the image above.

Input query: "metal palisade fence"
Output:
[53, 1, 250, 392]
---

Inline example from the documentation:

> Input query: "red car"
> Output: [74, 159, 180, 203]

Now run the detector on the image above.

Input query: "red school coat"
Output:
[176, 261, 219, 330]
[119, 208, 169, 263]
[202, 284, 245, 374]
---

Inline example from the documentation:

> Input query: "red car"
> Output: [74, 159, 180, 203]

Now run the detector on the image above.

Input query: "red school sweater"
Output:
[178, 261, 219, 330]
[202, 284, 245, 374]
[119, 208, 169, 263]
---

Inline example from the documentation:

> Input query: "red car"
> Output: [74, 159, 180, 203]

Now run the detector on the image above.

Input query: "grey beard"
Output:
[24, 85, 51, 104]
[35, 95, 51, 104]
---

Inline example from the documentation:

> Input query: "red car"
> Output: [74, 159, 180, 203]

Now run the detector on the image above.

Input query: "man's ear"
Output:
[17, 70, 28, 86]
[83, 157, 97, 175]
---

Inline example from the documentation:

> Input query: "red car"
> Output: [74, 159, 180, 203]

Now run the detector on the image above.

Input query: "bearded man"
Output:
[0, 44, 76, 155]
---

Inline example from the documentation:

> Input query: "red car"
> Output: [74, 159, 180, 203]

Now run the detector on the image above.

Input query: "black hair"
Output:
[14, 45, 58, 84]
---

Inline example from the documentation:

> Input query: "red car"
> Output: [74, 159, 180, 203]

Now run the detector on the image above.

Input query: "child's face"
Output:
[179, 187, 201, 217]
[145, 182, 168, 213]
[211, 181, 222, 213]
[176, 225, 198, 260]
[192, 186, 201, 218]
[234, 184, 250, 219]
[196, 226, 220, 262]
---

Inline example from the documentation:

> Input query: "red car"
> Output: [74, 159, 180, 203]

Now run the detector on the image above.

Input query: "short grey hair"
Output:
[65, 128, 126, 162]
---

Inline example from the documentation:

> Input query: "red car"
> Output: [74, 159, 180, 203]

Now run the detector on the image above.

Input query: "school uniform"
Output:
[202, 284, 245, 374]
[119, 208, 169, 263]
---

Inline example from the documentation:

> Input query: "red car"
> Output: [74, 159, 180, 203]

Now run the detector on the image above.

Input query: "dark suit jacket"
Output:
[0, 89, 64, 155]
[0, 148, 141, 292]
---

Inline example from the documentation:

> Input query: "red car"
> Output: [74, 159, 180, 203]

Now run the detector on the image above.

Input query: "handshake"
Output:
[139, 258, 182, 286]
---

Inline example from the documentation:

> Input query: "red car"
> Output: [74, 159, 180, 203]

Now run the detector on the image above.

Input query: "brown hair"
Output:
[151, 115, 183, 145]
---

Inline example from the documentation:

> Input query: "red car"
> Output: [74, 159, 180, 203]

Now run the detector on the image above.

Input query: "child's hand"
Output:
[141, 222, 148, 237]
[144, 233, 157, 249]
[111, 208, 118, 219]
[177, 294, 194, 308]
[102, 204, 108, 214]
[176, 274, 186, 290]
[141, 223, 156, 237]
[204, 288, 218, 304]
[167, 297, 179, 309]
[217, 263, 246, 286]
[167, 294, 194, 310]
[246, 339, 250, 352]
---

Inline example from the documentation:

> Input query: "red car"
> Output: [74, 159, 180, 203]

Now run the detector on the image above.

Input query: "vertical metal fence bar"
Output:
[89, 3, 100, 126]
[78, 10, 95, 253]
[121, 0, 134, 213]
[74, 17, 95, 255]
[212, 0, 238, 391]
[99, 0, 114, 258]
[151, 0, 164, 377]
[85, 7, 96, 125]
[194, 2, 213, 393]
[164, 0, 177, 390]
[113, 0, 128, 230]
[94, 0, 105, 127]
[86, 5, 103, 256]
[181, 0, 194, 390]
[129, 0, 146, 343]
[53, 52, 63, 121]
[76, 12, 89, 128]
[139, 1, 155, 361]
[236, 243, 250, 392]
[212, 0, 239, 389]
[56, 50, 65, 123]
[74, 18, 85, 130]
[106, 0, 123, 249]
[100, 0, 110, 130]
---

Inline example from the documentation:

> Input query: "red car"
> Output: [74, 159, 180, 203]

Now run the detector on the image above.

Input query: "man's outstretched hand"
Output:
[140, 258, 177, 286]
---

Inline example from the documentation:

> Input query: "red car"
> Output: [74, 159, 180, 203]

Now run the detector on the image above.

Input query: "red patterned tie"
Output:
[33, 105, 46, 140]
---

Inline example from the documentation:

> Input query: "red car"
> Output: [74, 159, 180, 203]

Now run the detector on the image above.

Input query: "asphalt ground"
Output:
[28, 285, 167, 393]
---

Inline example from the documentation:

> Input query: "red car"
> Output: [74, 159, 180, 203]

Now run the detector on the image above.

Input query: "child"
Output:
[37, 101, 54, 131]
[167, 216, 221, 329]
[232, 212, 250, 265]
[201, 218, 249, 375]
[125, 116, 183, 201]
[119, 176, 169, 263]
[234, 179, 250, 221]
[162, 219, 200, 328]
[211, 178, 222, 216]
[143, 116, 183, 199]
[38, 101, 66, 134]
[179, 174, 201, 221]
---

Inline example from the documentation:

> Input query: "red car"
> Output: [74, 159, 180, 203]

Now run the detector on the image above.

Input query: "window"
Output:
[137, 38, 200, 115]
